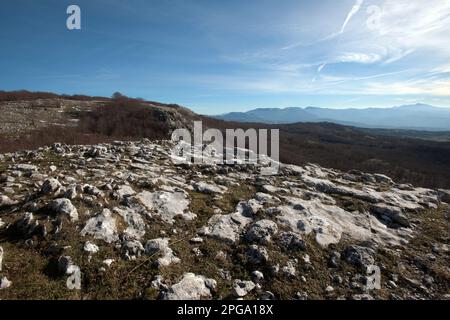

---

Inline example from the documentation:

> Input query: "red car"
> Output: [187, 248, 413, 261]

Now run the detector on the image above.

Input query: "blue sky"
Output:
[1, 0, 450, 114]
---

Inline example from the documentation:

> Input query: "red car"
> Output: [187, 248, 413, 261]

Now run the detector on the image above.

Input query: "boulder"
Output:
[85, 146, 107, 158]
[83, 184, 103, 197]
[150, 275, 168, 290]
[189, 237, 204, 244]
[103, 259, 115, 267]
[47, 198, 79, 222]
[371, 204, 410, 227]
[122, 240, 145, 260]
[278, 231, 306, 251]
[0, 194, 18, 208]
[112, 185, 135, 200]
[162, 273, 216, 300]
[352, 294, 374, 300]
[373, 173, 394, 184]
[0, 276, 12, 289]
[328, 251, 341, 268]
[81, 209, 118, 243]
[193, 181, 227, 194]
[344, 245, 375, 269]
[64, 186, 77, 200]
[202, 211, 252, 244]
[132, 190, 195, 224]
[282, 260, 297, 278]
[12, 164, 37, 172]
[246, 245, 269, 264]
[57, 256, 79, 275]
[0, 175, 14, 183]
[232, 279, 256, 297]
[236, 199, 263, 217]
[41, 178, 62, 195]
[112, 207, 146, 240]
[15, 212, 37, 236]
[245, 219, 278, 245]
[145, 238, 180, 267]
[83, 241, 100, 254]
[251, 270, 264, 282]
[325, 286, 334, 293]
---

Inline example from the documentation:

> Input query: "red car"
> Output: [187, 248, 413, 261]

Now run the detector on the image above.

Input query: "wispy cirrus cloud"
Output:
[206, 0, 450, 106]
[340, 0, 364, 34]
[337, 52, 382, 64]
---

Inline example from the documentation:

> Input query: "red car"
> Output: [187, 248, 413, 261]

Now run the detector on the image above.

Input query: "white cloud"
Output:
[364, 0, 450, 60]
[340, 0, 365, 34]
[187, 0, 450, 101]
[317, 63, 326, 73]
[338, 53, 382, 64]
[364, 77, 450, 96]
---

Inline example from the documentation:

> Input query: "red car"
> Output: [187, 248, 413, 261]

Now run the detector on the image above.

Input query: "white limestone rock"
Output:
[122, 239, 145, 260]
[145, 238, 180, 267]
[133, 190, 195, 224]
[162, 273, 216, 300]
[193, 181, 227, 194]
[103, 259, 115, 267]
[113, 185, 136, 200]
[246, 245, 269, 264]
[41, 178, 62, 195]
[47, 198, 79, 222]
[232, 279, 256, 297]
[0, 276, 12, 289]
[202, 211, 252, 244]
[57, 256, 80, 275]
[83, 241, 100, 254]
[113, 207, 146, 240]
[81, 209, 118, 243]
[344, 245, 375, 269]
[276, 197, 412, 247]
[0, 194, 18, 208]
[245, 219, 278, 245]
[12, 164, 37, 172]
[282, 260, 297, 278]
[64, 185, 78, 200]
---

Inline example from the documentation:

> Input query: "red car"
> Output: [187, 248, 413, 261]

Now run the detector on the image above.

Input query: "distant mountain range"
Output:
[213, 104, 450, 131]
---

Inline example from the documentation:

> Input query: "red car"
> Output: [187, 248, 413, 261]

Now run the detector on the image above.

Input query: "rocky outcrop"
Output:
[245, 219, 278, 245]
[0, 194, 18, 208]
[232, 279, 256, 297]
[47, 198, 79, 222]
[0, 139, 448, 300]
[41, 178, 62, 195]
[161, 273, 217, 300]
[145, 238, 180, 267]
[344, 245, 376, 269]
[438, 189, 450, 204]
[80, 209, 118, 243]
[131, 190, 195, 224]
[201, 211, 252, 244]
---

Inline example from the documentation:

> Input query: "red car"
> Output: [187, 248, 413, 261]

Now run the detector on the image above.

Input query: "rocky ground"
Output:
[0, 99, 96, 137]
[0, 97, 197, 140]
[0, 139, 448, 300]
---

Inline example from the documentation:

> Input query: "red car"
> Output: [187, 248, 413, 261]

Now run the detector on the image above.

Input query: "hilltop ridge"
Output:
[214, 104, 450, 131]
